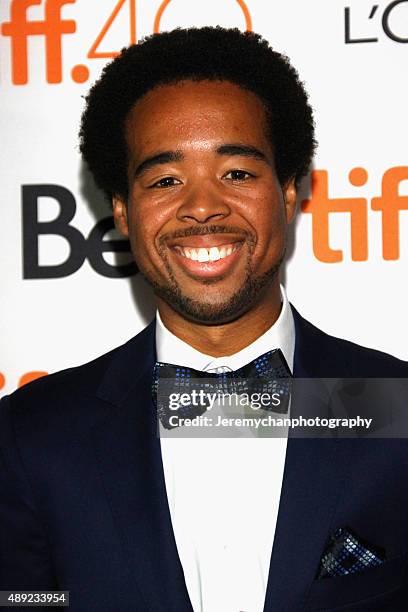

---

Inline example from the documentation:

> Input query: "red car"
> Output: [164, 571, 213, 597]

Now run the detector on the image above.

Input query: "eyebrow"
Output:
[216, 144, 270, 164]
[133, 143, 271, 179]
[133, 150, 184, 178]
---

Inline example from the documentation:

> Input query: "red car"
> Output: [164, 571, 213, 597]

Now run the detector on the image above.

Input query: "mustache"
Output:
[159, 225, 253, 246]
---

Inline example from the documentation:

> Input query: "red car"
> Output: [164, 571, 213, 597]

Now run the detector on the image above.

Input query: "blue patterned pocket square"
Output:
[317, 527, 385, 579]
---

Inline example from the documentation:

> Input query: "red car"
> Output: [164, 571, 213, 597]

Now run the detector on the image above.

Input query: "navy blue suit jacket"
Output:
[1, 307, 408, 611]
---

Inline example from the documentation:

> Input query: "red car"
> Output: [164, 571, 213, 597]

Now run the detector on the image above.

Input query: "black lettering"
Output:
[382, 0, 408, 42]
[86, 216, 137, 278]
[344, 7, 379, 43]
[22, 184, 86, 279]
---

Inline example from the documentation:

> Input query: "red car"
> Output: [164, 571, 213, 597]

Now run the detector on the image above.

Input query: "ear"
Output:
[283, 178, 297, 224]
[112, 196, 129, 237]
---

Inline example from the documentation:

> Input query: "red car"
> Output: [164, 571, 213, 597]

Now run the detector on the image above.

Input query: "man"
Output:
[1, 27, 408, 612]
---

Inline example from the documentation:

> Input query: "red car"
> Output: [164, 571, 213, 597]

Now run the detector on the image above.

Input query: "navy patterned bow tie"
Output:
[152, 348, 292, 429]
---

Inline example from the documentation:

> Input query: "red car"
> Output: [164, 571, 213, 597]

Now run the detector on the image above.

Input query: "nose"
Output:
[176, 183, 231, 224]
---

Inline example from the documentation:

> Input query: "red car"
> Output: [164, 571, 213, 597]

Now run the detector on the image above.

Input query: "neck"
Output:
[157, 282, 282, 357]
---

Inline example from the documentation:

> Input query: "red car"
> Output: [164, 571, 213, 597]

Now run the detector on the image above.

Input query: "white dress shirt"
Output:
[156, 287, 295, 612]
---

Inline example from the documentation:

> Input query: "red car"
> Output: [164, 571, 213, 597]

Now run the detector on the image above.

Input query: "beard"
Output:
[138, 225, 284, 324]
[142, 253, 284, 327]
[147, 261, 282, 324]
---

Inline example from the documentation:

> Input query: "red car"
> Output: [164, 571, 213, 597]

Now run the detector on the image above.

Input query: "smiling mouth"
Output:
[165, 236, 246, 280]
[172, 242, 242, 263]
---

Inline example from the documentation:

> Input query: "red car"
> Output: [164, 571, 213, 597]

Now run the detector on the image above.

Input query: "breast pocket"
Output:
[306, 552, 408, 611]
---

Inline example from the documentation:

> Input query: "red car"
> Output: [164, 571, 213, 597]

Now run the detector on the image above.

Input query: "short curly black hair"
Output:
[79, 27, 316, 201]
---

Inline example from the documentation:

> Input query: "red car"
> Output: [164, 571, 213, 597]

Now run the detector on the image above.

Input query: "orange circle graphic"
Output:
[18, 371, 48, 388]
[349, 167, 368, 187]
[71, 64, 90, 83]
[154, 0, 252, 33]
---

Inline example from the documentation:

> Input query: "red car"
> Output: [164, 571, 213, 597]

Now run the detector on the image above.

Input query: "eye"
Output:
[223, 170, 254, 182]
[150, 176, 182, 189]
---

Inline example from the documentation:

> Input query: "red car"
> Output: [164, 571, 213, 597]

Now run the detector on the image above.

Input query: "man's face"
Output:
[113, 80, 297, 324]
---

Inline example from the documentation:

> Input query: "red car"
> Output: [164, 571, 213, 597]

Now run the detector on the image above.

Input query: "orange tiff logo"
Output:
[1, 0, 76, 84]
[301, 167, 408, 262]
[1, 0, 252, 85]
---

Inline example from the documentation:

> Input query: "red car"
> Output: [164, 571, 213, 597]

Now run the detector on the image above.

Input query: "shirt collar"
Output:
[155, 285, 295, 373]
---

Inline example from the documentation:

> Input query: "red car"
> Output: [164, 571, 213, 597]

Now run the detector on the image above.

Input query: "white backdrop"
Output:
[1, 0, 407, 396]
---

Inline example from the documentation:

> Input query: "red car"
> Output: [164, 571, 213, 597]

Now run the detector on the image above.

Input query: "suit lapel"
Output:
[263, 307, 350, 610]
[263, 439, 347, 610]
[91, 322, 193, 612]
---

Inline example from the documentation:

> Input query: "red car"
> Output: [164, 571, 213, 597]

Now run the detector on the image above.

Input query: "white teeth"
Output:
[197, 248, 209, 262]
[178, 243, 240, 262]
[209, 247, 221, 261]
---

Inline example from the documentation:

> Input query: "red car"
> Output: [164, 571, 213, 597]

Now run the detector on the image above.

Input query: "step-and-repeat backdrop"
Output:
[1, 0, 407, 396]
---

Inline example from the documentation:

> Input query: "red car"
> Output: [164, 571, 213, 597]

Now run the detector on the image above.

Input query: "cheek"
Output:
[130, 193, 173, 235]
[245, 194, 287, 252]
[127, 201, 170, 270]
[125, 207, 152, 264]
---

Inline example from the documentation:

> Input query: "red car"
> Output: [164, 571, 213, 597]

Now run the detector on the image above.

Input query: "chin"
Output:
[171, 297, 253, 326]
[150, 263, 282, 325]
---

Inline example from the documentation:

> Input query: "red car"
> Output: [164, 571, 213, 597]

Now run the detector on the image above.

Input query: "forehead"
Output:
[125, 80, 271, 157]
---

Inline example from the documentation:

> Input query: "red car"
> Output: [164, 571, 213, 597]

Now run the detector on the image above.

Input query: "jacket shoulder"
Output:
[1, 321, 155, 428]
[292, 306, 408, 377]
